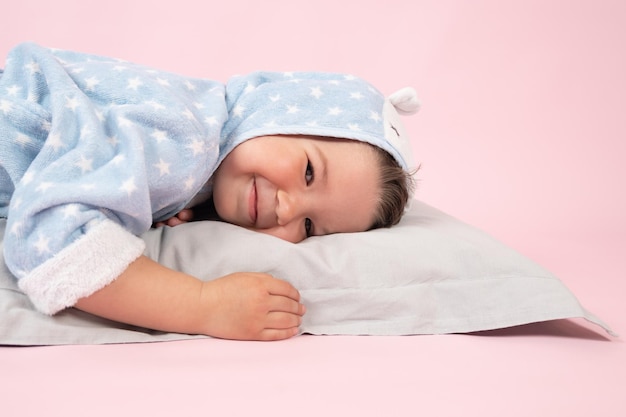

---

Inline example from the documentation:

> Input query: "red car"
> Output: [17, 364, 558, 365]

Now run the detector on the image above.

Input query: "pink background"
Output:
[1, 1, 624, 416]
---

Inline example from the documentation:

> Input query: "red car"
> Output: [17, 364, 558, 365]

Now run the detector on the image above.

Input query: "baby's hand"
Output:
[199, 272, 305, 341]
[153, 209, 194, 228]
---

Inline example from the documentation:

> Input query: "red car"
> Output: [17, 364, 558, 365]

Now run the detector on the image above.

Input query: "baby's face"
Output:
[212, 135, 380, 243]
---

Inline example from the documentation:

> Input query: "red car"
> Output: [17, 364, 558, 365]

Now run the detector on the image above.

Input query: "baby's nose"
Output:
[276, 189, 302, 226]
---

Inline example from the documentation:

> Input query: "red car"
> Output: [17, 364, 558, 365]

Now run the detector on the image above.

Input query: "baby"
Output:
[0, 43, 419, 340]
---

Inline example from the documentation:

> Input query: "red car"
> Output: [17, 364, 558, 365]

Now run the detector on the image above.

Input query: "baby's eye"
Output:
[304, 218, 313, 238]
[305, 160, 314, 185]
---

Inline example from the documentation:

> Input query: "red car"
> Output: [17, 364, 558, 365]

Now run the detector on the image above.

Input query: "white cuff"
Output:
[18, 219, 146, 315]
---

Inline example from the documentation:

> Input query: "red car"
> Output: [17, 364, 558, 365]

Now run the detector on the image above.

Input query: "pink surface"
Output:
[1, 1, 624, 416]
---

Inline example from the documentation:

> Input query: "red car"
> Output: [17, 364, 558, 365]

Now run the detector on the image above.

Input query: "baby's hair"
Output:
[370, 146, 417, 230]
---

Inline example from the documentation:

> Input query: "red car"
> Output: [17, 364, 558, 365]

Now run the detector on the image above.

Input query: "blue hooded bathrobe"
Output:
[0, 43, 418, 314]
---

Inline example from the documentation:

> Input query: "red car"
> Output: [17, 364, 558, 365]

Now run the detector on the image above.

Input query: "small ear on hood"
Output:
[388, 87, 420, 115]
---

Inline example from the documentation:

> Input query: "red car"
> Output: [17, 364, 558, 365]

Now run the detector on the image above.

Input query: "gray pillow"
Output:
[0, 200, 613, 345]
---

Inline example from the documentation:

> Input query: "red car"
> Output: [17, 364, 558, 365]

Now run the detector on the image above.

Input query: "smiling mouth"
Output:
[249, 177, 258, 225]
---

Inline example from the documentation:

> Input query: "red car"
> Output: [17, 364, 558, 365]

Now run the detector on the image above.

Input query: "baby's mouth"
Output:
[249, 177, 258, 225]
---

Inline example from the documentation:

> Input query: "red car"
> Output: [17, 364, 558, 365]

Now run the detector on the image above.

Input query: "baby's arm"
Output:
[75, 255, 305, 341]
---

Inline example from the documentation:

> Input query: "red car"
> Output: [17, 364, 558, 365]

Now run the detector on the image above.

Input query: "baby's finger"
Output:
[177, 209, 194, 221]
[166, 217, 185, 227]
[266, 277, 301, 301]
[266, 311, 302, 330]
[258, 326, 300, 341]
[270, 295, 306, 316]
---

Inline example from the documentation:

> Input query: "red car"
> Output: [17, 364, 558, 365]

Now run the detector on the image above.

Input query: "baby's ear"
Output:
[382, 87, 420, 211]
[388, 87, 420, 115]
[382, 87, 420, 171]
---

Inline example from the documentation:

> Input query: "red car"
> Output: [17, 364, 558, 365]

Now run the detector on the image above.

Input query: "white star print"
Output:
[62, 204, 81, 218]
[81, 183, 96, 191]
[283, 72, 294, 78]
[350, 92, 364, 100]
[145, 100, 165, 110]
[117, 116, 133, 127]
[310, 87, 323, 99]
[232, 104, 245, 118]
[150, 130, 169, 143]
[25, 61, 41, 74]
[84, 76, 100, 91]
[344, 75, 356, 81]
[269, 94, 281, 102]
[120, 177, 137, 196]
[111, 155, 125, 165]
[184, 80, 196, 91]
[244, 83, 256, 94]
[65, 96, 79, 111]
[186, 139, 205, 156]
[154, 158, 171, 176]
[80, 127, 92, 140]
[184, 176, 195, 191]
[183, 109, 195, 120]
[36, 182, 55, 193]
[306, 121, 318, 127]
[156, 78, 170, 86]
[47, 132, 64, 151]
[0, 100, 13, 115]
[286, 104, 300, 114]
[264, 120, 277, 128]
[34, 234, 51, 254]
[328, 106, 343, 116]
[10, 220, 23, 237]
[348, 123, 360, 131]
[127, 77, 143, 91]
[108, 136, 119, 147]
[16, 134, 35, 147]
[11, 197, 23, 210]
[75, 155, 94, 173]
[193, 102, 205, 109]
[205, 116, 219, 126]
[369, 111, 382, 122]
[113, 65, 127, 72]
[6, 85, 21, 96]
